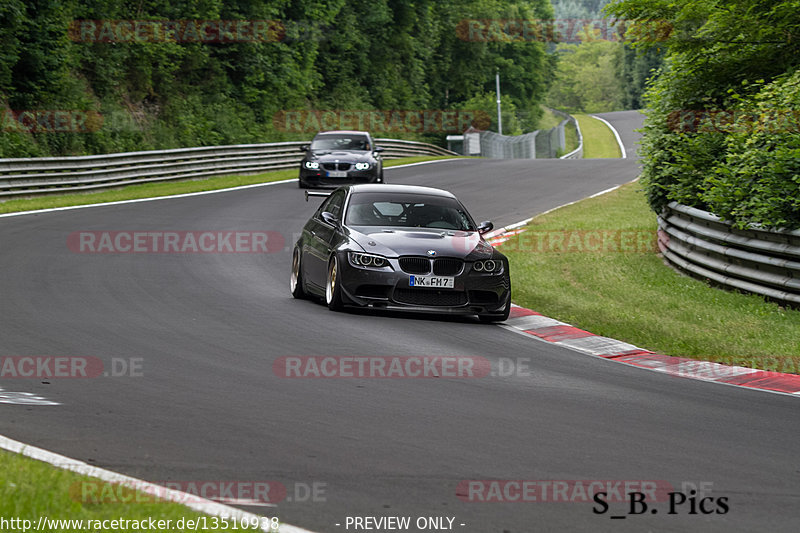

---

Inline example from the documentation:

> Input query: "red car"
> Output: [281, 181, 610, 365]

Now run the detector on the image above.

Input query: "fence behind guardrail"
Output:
[471, 110, 580, 159]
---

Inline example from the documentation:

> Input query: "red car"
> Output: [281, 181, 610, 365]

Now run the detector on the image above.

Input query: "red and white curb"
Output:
[484, 173, 799, 398]
[502, 305, 800, 397]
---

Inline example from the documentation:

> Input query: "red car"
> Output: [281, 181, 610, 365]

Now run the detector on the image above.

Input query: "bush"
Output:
[702, 71, 800, 229]
[640, 68, 800, 230]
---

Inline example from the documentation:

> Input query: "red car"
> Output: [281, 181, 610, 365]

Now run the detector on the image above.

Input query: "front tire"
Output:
[290, 247, 306, 299]
[325, 256, 344, 310]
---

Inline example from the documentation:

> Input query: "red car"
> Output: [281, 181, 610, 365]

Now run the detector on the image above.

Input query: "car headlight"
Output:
[473, 259, 503, 273]
[304, 161, 320, 170]
[348, 252, 390, 269]
[355, 162, 371, 171]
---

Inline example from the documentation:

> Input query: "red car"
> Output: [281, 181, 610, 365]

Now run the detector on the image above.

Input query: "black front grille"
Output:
[399, 257, 431, 274]
[433, 258, 464, 276]
[393, 288, 468, 307]
[322, 162, 352, 171]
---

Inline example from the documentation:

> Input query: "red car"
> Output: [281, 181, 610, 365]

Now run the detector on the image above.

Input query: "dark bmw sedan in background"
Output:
[298, 130, 385, 188]
[291, 184, 511, 322]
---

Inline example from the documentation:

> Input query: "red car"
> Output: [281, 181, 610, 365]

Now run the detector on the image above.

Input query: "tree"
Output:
[607, 0, 800, 229]
[546, 41, 625, 112]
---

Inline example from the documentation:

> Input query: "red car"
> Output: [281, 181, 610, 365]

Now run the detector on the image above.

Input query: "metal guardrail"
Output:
[0, 138, 456, 197]
[559, 114, 583, 160]
[657, 202, 800, 305]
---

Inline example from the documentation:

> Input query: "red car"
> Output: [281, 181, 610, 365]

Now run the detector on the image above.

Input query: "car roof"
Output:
[314, 130, 370, 136]
[346, 184, 457, 199]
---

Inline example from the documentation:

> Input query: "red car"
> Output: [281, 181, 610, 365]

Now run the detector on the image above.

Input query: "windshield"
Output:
[311, 134, 370, 151]
[346, 192, 476, 231]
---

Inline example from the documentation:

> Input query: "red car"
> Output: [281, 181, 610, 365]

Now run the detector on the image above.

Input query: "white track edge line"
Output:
[589, 115, 627, 159]
[0, 434, 318, 533]
[484, 180, 631, 240]
[0, 158, 463, 219]
[0, 155, 462, 530]
[0, 179, 295, 219]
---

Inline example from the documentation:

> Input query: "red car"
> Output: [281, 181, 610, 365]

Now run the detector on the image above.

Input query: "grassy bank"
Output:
[0, 156, 459, 215]
[501, 182, 800, 373]
[574, 114, 621, 158]
[0, 449, 264, 532]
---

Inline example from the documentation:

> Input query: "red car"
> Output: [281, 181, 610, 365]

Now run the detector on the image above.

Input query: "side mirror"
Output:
[299, 145, 309, 152]
[374, 146, 385, 153]
[321, 211, 339, 226]
[477, 221, 494, 234]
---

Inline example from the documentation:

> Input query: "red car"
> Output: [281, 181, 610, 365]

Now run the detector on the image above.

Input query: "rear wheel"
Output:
[290, 247, 306, 299]
[325, 256, 344, 310]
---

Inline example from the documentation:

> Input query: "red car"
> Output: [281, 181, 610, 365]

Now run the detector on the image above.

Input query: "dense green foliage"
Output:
[546, 41, 625, 112]
[551, 0, 610, 18]
[0, 0, 555, 157]
[546, 0, 663, 113]
[607, 0, 800, 229]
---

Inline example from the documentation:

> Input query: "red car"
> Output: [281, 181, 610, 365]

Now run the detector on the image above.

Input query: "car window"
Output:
[315, 191, 341, 217]
[373, 202, 404, 216]
[346, 193, 475, 231]
[311, 135, 369, 151]
[317, 190, 345, 221]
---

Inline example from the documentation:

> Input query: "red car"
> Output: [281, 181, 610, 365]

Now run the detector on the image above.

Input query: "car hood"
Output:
[310, 151, 373, 162]
[347, 227, 494, 259]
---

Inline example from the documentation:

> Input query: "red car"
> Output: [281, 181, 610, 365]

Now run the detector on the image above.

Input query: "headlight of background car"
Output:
[304, 161, 320, 170]
[472, 259, 503, 273]
[355, 162, 371, 170]
[348, 252, 390, 269]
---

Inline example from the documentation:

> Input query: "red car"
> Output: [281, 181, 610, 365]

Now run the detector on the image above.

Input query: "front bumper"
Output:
[336, 255, 510, 315]
[299, 168, 380, 188]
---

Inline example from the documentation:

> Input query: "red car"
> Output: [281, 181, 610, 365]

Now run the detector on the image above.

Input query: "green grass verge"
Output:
[574, 114, 621, 158]
[559, 121, 580, 157]
[536, 106, 564, 131]
[0, 449, 276, 532]
[0, 155, 460, 215]
[501, 182, 800, 374]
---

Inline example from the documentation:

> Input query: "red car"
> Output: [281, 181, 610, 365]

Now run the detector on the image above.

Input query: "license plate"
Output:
[327, 171, 348, 178]
[409, 275, 454, 289]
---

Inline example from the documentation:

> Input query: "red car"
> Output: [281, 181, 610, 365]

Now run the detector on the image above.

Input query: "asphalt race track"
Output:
[1, 111, 798, 532]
